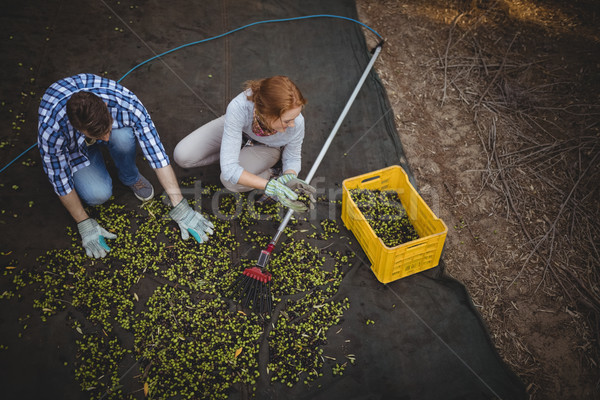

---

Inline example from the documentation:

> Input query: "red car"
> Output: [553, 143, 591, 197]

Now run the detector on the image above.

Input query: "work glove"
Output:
[77, 218, 117, 258]
[169, 199, 215, 243]
[265, 178, 308, 213]
[278, 174, 317, 208]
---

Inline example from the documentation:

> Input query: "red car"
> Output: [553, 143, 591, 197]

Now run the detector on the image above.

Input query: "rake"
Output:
[231, 43, 384, 314]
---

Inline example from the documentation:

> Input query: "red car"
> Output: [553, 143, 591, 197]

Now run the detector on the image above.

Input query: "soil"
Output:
[356, 1, 600, 399]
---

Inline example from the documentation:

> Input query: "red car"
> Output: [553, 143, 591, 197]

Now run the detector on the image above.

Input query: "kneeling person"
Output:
[38, 73, 213, 258]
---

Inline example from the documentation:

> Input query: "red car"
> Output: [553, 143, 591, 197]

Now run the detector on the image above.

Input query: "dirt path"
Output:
[356, 1, 600, 399]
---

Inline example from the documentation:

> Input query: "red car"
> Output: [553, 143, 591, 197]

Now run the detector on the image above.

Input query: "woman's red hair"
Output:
[245, 76, 306, 123]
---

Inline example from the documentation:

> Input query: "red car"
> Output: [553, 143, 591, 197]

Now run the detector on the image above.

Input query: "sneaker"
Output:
[256, 193, 277, 205]
[129, 175, 154, 201]
[268, 167, 283, 179]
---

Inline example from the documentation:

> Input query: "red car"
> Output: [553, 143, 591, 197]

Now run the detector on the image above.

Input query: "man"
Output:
[38, 73, 213, 258]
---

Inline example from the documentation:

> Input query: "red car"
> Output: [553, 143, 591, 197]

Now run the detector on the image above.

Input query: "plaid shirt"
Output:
[38, 73, 170, 196]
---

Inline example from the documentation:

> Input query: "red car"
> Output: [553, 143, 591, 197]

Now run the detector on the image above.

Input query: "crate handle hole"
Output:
[361, 175, 381, 184]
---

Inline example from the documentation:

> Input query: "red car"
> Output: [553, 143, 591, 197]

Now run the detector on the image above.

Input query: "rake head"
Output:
[230, 266, 273, 315]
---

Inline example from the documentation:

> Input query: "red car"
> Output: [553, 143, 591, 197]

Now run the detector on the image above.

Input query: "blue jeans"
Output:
[73, 127, 141, 205]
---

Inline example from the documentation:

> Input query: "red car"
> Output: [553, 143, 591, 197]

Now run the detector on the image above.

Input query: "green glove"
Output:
[282, 176, 317, 208]
[169, 199, 214, 243]
[265, 178, 308, 213]
[276, 173, 297, 185]
[77, 218, 117, 258]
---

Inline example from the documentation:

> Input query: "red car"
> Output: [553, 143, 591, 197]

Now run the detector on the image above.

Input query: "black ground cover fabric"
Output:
[0, 0, 526, 398]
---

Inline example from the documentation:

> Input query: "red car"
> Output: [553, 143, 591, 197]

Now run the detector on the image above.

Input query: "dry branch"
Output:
[435, 2, 600, 374]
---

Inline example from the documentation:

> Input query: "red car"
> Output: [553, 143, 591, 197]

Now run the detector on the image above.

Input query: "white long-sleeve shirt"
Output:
[220, 90, 305, 184]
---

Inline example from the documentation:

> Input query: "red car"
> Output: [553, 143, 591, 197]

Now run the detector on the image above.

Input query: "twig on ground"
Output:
[473, 32, 519, 111]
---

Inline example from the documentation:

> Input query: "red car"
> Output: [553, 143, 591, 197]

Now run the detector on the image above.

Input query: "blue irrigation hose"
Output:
[0, 14, 382, 174]
[0, 142, 38, 173]
[118, 14, 382, 83]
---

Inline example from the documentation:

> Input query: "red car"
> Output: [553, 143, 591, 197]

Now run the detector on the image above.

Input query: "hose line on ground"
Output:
[0, 14, 383, 174]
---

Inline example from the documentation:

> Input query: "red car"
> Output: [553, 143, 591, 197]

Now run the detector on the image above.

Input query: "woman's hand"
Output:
[265, 178, 308, 212]
[277, 173, 316, 208]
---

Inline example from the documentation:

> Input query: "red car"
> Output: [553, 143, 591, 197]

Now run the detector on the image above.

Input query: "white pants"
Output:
[174, 116, 281, 192]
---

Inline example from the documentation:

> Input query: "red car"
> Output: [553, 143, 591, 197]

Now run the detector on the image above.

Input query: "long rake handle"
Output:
[269, 44, 384, 248]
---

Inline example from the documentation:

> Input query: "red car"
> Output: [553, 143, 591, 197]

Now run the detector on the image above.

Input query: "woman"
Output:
[174, 75, 315, 212]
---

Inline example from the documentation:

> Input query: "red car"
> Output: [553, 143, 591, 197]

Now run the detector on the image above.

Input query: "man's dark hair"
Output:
[66, 91, 112, 138]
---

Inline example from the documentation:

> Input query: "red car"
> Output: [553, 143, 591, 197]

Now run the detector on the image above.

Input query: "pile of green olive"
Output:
[1, 183, 356, 399]
[349, 189, 419, 247]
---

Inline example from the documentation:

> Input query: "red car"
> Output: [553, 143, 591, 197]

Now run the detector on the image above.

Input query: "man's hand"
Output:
[77, 218, 117, 258]
[169, 199, 215, 243]
[265, 178, 308, 213]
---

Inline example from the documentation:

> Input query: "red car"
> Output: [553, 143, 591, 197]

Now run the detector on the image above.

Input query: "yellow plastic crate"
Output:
[341, 165, 447, 283]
